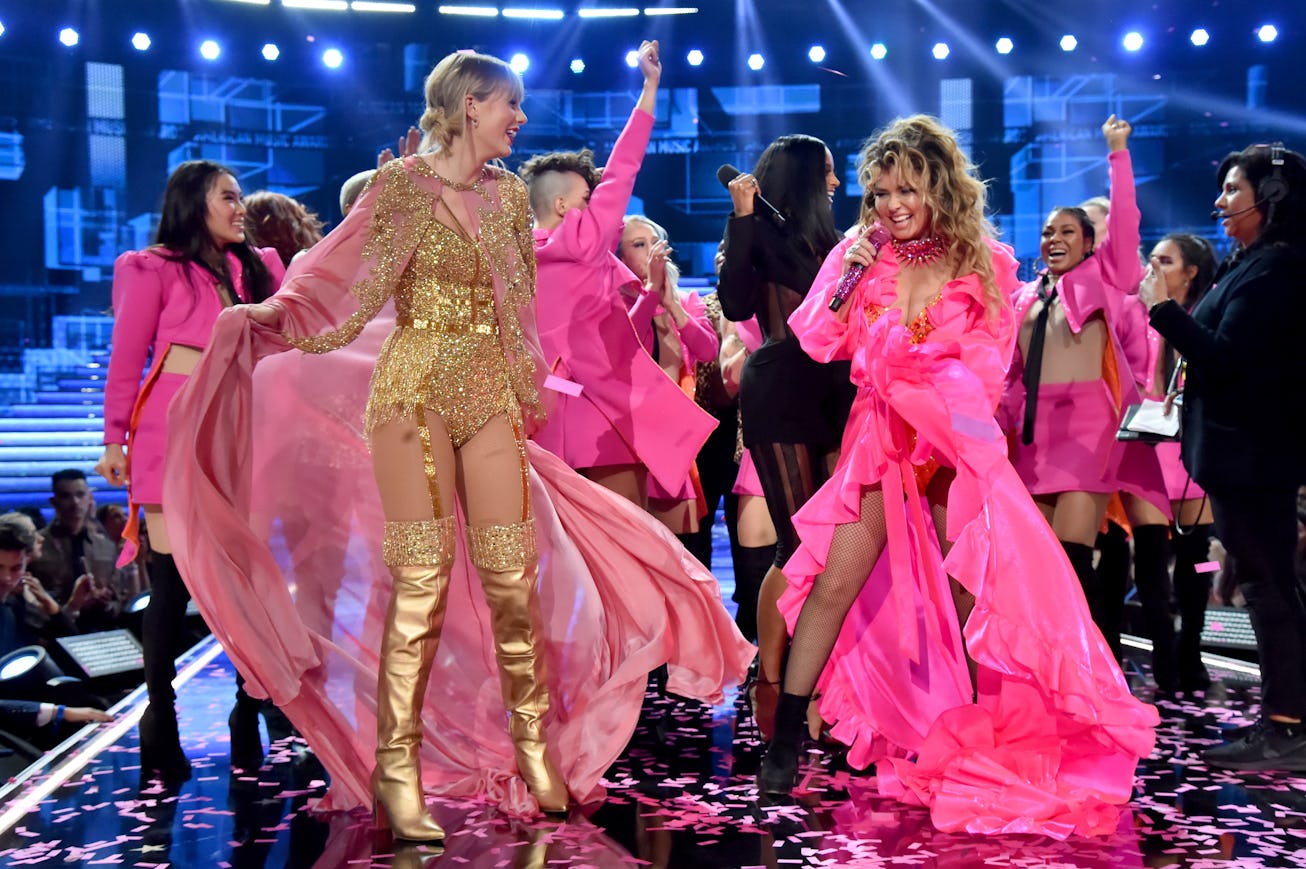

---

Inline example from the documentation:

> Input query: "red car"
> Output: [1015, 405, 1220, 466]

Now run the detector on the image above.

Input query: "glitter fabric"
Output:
[286, 160, 539, 448]
[865, 291, 944, 344]
[890, 235, 948, 267]
[382, 516, 457, 566]
[466, 520, 537, 572]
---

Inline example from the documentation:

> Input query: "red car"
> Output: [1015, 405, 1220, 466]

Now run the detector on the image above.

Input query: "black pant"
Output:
[1210, 487, 1306, 718]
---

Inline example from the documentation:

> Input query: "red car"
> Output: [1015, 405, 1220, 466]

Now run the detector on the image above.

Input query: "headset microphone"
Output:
[1210, 201, 1264, 220]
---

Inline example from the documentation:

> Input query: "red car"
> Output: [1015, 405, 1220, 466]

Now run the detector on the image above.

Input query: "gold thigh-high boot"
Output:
[373, 517, 455, 841]
[467, 520, 569, 814]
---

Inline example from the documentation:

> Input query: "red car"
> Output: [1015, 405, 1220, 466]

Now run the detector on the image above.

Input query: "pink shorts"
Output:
[1009, 379, 1118, 496]
[127, 372, 188, 505]
[732, 449, 764, 497]
[1155, 440, 1204, 502]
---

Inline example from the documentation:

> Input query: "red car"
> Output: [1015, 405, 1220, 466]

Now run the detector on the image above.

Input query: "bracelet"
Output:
[53, 705, 66, 734]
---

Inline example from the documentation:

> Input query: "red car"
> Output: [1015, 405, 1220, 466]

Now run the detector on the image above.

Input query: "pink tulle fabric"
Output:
[779, 236, 1158, 838]
[161, 162, 754, 818]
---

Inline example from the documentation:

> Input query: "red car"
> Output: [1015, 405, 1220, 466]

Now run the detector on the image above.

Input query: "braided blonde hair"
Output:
[419, 51, 523, 153]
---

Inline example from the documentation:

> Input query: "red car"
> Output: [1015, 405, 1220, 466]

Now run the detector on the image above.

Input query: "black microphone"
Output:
[829, 225, 892, 312]
[1210, 200, 1264, 220]
[717, 164, 786, 226]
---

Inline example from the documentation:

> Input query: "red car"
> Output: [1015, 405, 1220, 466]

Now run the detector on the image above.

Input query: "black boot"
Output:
[1132, 524, 1177, 692]
[139, 553, 193, 789]
[1062, 541, 1109, 644]
[139, 704, 192, 788]
[1095, 523, 1130, 662]
[731, 543, 776, 644]
[757, 692, 810, 796]
[1174, 524, 1215, 692]
[229, 676, 265, 772]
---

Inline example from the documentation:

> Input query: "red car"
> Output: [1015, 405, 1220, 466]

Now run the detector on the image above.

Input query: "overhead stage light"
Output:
[322, 47, 344, 68]
[59, 27, 79, 47]
[131, 32, 151, 51]
[747, 53, 764, 71]
[262, 42, 281, 60]
[578, 7, 639, 17]
[995, 37, 1013, 55]
[503, 7, 564, 19]
[351, 1, 416, 11]
[1256, 24, 1278, 43]
[869, 42, 887, 61]
[200, 39, 221, 60]
[1060, 34, 1078, 52]
[570, 57, 585, 74]
[437, 5, 499, 15]
[509, 52, 530, 73]
[1122, 31, 1144, 52]
[932, 42, 950, 60]
[808, 45, 826, 63]
[686, 49, 703, 66]
[1190, 28, 1210, 47]
[644, 6, 697, 15]
[625, 49, 639, 68]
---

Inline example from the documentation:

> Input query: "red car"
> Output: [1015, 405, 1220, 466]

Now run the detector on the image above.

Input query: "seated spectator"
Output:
[0, 699, 111, 749]
[0, 514, 89, 658]
[97, 504, 148, 601]
[26, 470, 120, 630]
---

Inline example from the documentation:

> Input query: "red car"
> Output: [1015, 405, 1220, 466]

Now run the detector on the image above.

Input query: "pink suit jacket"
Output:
[531, 108, 716, 492]
[103, 246, 285, 445]
[1000, 150, 1168, 515]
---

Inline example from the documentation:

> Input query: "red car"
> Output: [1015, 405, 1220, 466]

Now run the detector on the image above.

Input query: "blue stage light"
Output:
[808, 45, 826, 64]
[1060, 34, 1078, 52]
[1122, 31, 1144, 52]
[869, 43, 887, 61]
[200, 39, 221, 60]
[323, 48, 344, 68]
[570, 57, 585, 74]
[995, 37, 1013, 55]
[1190, 28, 1209, 47]
[932, 42, 950, 60]
[686, 49, 704, 67]
[625, 50, 639, 68]
[59, 27, 79, 47]
[509, 52, 530, 73]
[131, 32, 151, 51]
[262, 43, 281, 61]
[1257, 24, 1278, 43]
[747, 52, 764, 71]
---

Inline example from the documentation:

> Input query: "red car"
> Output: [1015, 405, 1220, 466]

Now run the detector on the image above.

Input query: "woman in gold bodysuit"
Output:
[247, 50, 563, 840]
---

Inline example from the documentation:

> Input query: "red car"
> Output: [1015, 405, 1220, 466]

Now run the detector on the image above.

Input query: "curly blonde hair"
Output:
[857, 115, 1002, 316]
[419, 51, 523, 153]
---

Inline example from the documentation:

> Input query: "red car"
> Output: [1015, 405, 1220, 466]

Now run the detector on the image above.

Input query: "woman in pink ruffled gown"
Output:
[160, 46, 752, 841]
[756, 116, 1158, 838]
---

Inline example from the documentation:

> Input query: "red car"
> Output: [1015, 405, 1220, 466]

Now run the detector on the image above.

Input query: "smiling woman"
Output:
[997, 115, 1169, 653]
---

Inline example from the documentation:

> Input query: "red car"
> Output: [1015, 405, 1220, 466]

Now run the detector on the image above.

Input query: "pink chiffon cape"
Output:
[780, 235, 1159, 838]
[161, 159, 754, 818]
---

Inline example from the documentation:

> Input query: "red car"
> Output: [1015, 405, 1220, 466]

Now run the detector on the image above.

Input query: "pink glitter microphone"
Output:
[828, 225, 892, 312]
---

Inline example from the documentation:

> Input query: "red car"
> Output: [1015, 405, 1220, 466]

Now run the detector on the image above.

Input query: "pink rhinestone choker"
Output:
[891, 235, 948, 267]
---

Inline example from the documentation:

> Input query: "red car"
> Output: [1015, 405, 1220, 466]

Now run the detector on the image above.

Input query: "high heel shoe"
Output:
[757, 692, 810, 797]
[373, 518, 455, 842]
[470, 521, 570, 815]
[139, 704, 192, 789]
[229, 697, 264, 772]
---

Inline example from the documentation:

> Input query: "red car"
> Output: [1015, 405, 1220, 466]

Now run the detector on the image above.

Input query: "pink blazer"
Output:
[531, 108, 716, 491]
[103, 246, 285, 444]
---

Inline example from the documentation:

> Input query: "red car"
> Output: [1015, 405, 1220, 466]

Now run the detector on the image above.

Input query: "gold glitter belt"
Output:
[397, 316, 496, 335]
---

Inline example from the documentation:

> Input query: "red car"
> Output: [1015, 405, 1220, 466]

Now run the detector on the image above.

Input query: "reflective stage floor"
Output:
[1, 639, 1303, 868]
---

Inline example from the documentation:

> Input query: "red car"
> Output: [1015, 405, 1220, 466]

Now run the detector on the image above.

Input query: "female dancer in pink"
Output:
[757, 115, 1157, 838]
[1127, 234, 1217, 692]
[999, 117, 1168, 649]
[95, 161, 285, 785]
[618, 215, 720, 538]
[160, 46, 752, 840]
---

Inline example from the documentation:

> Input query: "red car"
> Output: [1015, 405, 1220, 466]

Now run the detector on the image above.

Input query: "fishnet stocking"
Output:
[783, 486, 888, 697]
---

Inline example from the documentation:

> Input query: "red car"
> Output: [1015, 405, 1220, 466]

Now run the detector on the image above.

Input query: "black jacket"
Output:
[1149, 242, 1306, 492]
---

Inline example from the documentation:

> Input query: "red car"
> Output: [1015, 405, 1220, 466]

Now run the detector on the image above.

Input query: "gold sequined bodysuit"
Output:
[287, 160, 538, 449]
[366, 218, 515, 447]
